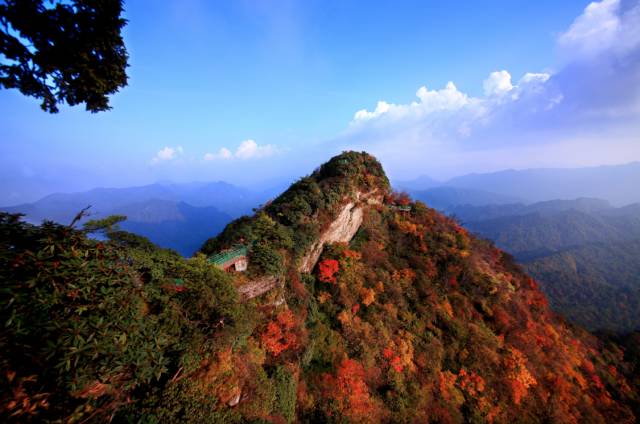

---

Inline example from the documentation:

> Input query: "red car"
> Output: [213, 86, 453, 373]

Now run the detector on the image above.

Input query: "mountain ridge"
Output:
[2, 152, 639, 422]
[396, 161, 640, 206]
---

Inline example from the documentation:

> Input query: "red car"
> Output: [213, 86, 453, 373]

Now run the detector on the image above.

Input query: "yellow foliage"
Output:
[442, 299, 454, 318]
[338, 310, 352, 327]
[318, 291, 332, 304]
[360, 287, 376, 306]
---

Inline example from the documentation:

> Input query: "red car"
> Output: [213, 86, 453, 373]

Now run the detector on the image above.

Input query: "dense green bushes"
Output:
[0, 213, 253, 422]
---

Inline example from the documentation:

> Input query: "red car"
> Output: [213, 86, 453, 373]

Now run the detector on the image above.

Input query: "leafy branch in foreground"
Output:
[0, 0, 128, 113]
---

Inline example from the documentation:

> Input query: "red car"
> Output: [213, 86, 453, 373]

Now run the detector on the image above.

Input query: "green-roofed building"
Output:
[208, 246, 248, 272]
[389, 204, 412, 212]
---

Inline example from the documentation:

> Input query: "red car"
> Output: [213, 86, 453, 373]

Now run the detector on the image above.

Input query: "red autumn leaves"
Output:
[322, 358, 379, 421]
[260, 310, 299, 356]
[318, 259, 339, 283]
[383, 347, 404, 373]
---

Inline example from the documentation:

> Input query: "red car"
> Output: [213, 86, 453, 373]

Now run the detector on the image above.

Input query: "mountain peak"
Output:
[201, 151, 389, 258]
[3, 151, 639, 422]
[195, 151, 638, 422]
[314, 151, 389, 186]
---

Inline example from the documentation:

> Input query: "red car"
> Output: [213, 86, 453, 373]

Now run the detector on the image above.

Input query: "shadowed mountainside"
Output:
[0, 181, 276, 256]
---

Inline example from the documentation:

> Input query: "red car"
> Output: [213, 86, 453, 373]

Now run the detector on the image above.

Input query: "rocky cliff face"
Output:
[299, 190, 382, 273]
[237, 275, 282, 300]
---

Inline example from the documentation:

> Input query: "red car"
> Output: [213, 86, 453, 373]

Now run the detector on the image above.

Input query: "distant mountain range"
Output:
[114, 200, 232, 257]
[396, 161, 640, 207]
[411, 186, 522, 210]
[448, 198, 640, 332]
[4, 161, 640, 264]
[4, 181, 265, 219]
[0, 181, 277, 256]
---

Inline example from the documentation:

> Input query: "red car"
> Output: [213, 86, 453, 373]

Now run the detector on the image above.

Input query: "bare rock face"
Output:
[237, 275, 282, 301]
[228, 388, 241, 407]
[236, 190, 382, 301]
[298, 190, 382, 273]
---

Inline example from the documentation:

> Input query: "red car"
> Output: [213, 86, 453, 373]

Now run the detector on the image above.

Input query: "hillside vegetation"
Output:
[1, 152, 639, 423]
[453, 200, 640, 331]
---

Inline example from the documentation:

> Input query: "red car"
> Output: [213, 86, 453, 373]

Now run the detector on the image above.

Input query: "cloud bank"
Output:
[338, 0, 640, 178]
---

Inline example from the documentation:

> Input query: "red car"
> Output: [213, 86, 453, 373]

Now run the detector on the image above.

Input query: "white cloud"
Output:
[352, 81, 476, 125]
[559, 0, 620, 57]
[349, 69, 554, 134]
[354, 101, 392, 121]
[236, 139, 276, 159]
[204, 139, 277, 161]
[152, 146, 183, 163]
[204, 147, 232, 161]
[415, 82, 472, 112]
[558, 0, 640, 59]
[519, 72, 550, 85]
[483, 70, 514, 97]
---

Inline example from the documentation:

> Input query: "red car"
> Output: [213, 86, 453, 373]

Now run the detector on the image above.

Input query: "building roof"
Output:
[208, 246, 248, 266]
[390, 205, 412, 212]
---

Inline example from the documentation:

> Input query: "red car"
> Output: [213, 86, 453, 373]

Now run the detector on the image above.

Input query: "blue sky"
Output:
[1, 0, 639, 204]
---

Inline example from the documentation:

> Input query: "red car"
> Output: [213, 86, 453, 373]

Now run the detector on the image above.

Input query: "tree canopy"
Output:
[0, 0, 128, 113]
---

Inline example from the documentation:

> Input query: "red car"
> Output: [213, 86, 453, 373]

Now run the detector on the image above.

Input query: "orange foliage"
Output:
[359, 287, 376, 306]
[317, 291, 332, 304]
[526, 291, 548, 309]
[318, 259, 339, 283]
[337, 310, 352, 327]
[442, 299, 454, 318]
[382, 337, 416, 374]
[2, 373, 50, 418]
[526, 277, 539, 290]
[438, 370, 458, 401]
[457, 369, 486, 397]
[260, 310, 299, 356]
[395, 218, 423, 238]
[385, 191, 411, 206]
[486, 405, 502, 424]
[504, 348, 537, 405]
[343, 249, 362, 260]
[582, 360, 596, 375]
[392, 268, 416, 282]
[322, 358, 379, 421]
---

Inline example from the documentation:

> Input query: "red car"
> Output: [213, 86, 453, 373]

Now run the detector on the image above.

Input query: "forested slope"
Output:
[1, 152, 638, 422]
